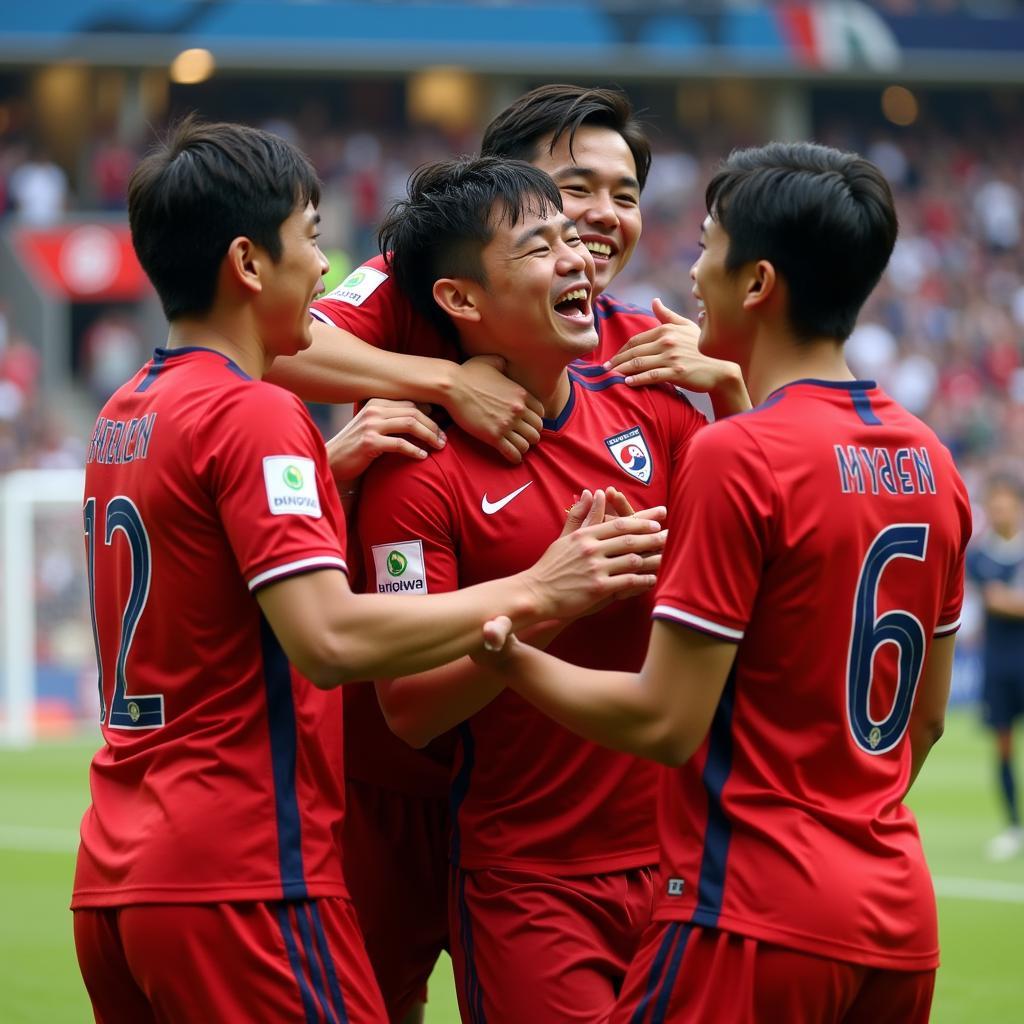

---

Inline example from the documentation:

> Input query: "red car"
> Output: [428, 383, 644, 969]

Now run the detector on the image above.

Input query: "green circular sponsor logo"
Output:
[342, 270, 365, 289]
[283, 465, 304, 490]
[386, 550, 408, 577]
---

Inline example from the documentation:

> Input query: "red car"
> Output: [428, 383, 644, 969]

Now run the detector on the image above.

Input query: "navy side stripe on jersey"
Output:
[630, 922, 685, 1024]
[692, 671, 737, 928]
[276, 905, 320, 1024]
[260, 615, 308, 899]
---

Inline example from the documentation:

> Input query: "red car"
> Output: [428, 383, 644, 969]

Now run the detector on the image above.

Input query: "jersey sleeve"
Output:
[935, 472, 973, 637]
[653, 421, 778, 642]
[356, 450, 460, 599]
[193, 383, 348, 591]
[309, 254, 450, 360]
[655, 383, 708, 465]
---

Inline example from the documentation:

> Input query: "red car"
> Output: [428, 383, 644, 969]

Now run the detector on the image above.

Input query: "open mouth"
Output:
[553, 286, 592, 322]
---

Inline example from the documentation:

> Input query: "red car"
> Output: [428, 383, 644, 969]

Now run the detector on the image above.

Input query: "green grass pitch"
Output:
[0, 709, 1020, 1022]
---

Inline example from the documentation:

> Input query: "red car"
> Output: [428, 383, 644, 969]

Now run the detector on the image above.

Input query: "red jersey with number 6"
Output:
[650, 379, 971, 970]
[73, 347, 350, 908]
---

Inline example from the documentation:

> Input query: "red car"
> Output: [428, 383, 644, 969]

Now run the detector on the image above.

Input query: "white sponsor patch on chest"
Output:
[372, 539, 428, 594]
[323, 266, 388, 307]
[263, 456, 322, 517]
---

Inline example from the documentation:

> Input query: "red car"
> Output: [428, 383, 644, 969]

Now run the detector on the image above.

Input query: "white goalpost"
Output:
[1, 468, 87, 746]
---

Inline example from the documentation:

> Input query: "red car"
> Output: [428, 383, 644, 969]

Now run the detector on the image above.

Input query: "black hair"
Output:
[481, 84, 651, 191]
[127, 115, 321, 321]
[378, 156, 562, 342]
[705, 141, 898, 343]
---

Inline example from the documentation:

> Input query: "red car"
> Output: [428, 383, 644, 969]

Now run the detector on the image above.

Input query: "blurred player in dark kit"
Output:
[968, 474, 1024, 861]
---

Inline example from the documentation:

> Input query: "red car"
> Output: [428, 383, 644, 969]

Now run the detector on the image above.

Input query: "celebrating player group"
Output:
[74, 84, 971, 1024]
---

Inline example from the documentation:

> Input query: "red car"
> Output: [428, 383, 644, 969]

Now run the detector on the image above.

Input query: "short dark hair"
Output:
[128, 115, 320, 321]
[705, 141, 898, 343]
[378, 156, 562, 342]
[481, 84, 651, 191]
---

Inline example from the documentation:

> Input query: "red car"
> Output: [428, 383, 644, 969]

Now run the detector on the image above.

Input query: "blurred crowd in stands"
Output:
[1, 108, 1022, 511]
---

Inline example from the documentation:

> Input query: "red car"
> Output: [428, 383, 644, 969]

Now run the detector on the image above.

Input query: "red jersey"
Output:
[73, 347, 350, 908]
[650, 379, 972, 970]
[311, 257, 662, 795]
[357, 369, 706, 874]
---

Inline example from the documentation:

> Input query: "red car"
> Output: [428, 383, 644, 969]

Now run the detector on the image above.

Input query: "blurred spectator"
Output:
[80, 311, 144, 404]
[7, 145, 68, 225]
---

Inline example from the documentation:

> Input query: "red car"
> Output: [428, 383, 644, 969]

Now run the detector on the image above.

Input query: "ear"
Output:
[432, 277, 483, 324]
[224, 236, 263, 297]
[742, 259, 776, 312]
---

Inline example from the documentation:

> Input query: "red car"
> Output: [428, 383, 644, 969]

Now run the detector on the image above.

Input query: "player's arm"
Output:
[267, 320, 544, 465]
[604, 299, 750, 418]
[476, 618, 736, 766]
[256, 495, 665, 689]
[374, 489, 652, 747]
[905, 633, 956, 794]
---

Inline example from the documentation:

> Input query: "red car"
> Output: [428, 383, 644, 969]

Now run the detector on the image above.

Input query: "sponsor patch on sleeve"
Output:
[323, 266, 388, 307]
[371, 540, 428, 594]
[263, 456, 322, 517]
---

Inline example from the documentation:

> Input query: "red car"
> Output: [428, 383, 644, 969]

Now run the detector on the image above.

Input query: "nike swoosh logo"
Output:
[481, 481, 533, 515]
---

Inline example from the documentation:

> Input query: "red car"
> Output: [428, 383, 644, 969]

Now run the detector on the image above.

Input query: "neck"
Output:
[743, 326, 854, 405]
[166, 311, 270, 379]
[506, 359, 572, 421]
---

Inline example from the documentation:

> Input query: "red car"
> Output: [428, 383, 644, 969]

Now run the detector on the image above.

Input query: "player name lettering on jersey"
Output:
[834, 444, 936, 496]
[86, 413, 157, 465]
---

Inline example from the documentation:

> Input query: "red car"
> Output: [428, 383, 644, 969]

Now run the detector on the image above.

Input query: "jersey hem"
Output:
[453, 845, 659, 878]
[248, 555, 348, 591]
[652, 603, 744, 641]
[71, 878, 349, 908]
[933, 616, 961, 637]
[651, 906, 939, 971]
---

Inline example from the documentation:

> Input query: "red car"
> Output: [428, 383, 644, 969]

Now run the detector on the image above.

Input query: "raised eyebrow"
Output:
[552, 166, 641, 192]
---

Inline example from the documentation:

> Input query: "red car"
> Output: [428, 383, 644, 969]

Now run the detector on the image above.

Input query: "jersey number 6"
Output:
[84, 496, 164, 729]
[846, 523, 929, 756]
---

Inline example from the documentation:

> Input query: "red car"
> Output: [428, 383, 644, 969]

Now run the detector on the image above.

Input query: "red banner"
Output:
[14, 223, 151, 301]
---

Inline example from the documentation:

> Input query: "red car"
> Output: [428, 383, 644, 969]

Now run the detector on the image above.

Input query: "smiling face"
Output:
[256, 201, 329, 357]
[454, 202, 598, 366]
[530, 125, 642, 296]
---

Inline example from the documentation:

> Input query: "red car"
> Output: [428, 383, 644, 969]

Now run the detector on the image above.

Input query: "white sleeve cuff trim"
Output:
[933, 616, 962, 637]
[308, 307, 335, 326]
[248, 556, 347, 591]
[653, 604, 745, 641]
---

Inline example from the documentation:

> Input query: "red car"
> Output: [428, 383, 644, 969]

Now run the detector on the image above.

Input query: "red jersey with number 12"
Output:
[73, 347, 350, 908]
[651, 379, 971, 970]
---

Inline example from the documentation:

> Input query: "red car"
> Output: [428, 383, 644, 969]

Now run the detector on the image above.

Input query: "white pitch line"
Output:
[0, 824, 79, 852]
[934, 876, 1024, 904]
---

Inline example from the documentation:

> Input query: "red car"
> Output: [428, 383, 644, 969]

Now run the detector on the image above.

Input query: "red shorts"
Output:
[450, 864, 656, 1024]
[343, 779, 450, 1021]
[73, 897, 387, 1024]
[613, 922, 936, 1024]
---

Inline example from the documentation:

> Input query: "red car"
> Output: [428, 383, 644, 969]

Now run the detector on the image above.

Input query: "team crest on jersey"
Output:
[323, 266, 388, 306]
[263, 456, 321, 517]
[604, 426, 653, 485]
